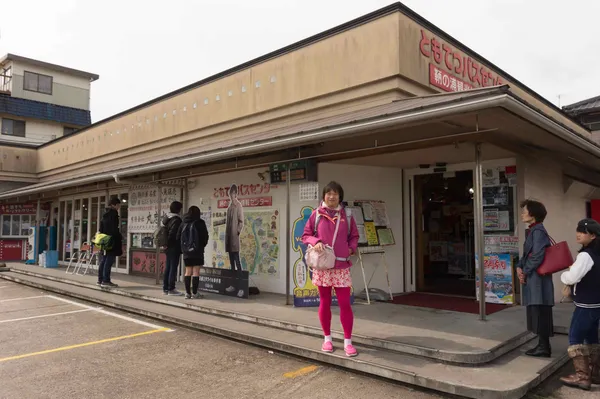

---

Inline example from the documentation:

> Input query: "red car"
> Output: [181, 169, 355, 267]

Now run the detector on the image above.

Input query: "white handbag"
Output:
[305, 212, 341, 271]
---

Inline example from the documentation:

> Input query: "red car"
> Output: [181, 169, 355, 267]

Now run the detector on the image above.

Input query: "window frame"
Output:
[1, 214, 33, 237]
[23, 71, 53, 95]
[1, 118, 26, 137]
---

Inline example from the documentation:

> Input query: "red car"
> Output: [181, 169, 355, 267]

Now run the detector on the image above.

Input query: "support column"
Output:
[285, 163, 292, 306]
[473, 142, 486, 320]
[35, 199, 41, 265]
[155, 184, 162, 285]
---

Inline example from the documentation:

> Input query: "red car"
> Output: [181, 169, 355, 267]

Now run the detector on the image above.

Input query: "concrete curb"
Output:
[0, 271, 568, 399]
[6, 267, 532, 365]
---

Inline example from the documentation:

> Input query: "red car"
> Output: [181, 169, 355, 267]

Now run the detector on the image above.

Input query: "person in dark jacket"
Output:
[516, 199, 554, 357]
[559, 219, 600, 390]
[161, 201, 183, 296]
[176, 206, 209, 299]
[97, 197, 123, 287]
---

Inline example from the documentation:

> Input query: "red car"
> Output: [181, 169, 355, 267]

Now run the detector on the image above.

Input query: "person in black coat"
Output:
[98, 197, 123, 287]
[176, 206, 209, 299]
[516, 199, 554, 357]
[161, 201, 183, 296]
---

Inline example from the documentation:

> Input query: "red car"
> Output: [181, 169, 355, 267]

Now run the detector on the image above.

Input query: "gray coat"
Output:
[225, 198, 244, 253]
[516, 223, 554, 307]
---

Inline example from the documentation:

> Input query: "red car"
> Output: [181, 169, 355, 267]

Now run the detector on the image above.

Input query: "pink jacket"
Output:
[302, 204, 359, 269]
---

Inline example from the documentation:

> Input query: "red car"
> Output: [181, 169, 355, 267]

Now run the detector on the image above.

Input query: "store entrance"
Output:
[414, 171, 476, 297]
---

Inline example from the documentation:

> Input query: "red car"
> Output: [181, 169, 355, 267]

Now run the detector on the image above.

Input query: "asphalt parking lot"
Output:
[0, 281, 450, 399]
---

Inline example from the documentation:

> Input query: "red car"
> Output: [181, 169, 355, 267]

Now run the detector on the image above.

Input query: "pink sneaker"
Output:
[321, 341, 334, 353]
[344, 344, 358, 357]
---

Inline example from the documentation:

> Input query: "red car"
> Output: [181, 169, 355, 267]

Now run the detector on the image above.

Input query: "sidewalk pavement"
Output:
[0, 262, 579, 399]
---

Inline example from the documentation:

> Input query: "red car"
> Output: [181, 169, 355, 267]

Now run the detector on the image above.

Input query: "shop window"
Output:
[1, 118, 26, 137]
[1, 215, 32, 237]
[23, 71, 53, 95]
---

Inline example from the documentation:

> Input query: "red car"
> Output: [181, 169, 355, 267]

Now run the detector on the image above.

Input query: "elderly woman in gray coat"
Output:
[516, 199, 554, 357]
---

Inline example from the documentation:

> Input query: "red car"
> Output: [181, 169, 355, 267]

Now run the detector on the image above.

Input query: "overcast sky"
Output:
[1, 0, 598, 123]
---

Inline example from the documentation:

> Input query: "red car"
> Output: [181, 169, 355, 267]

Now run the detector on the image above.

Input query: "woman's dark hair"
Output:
[519, 199, 547, 223]
[187, 206, 201, 219]
[109, 197, 121, 206]
[229, 184, 238, 195]
[170, 201, 183, 213]
[322, 181, 344, 202]
[577, 218, 600, 253]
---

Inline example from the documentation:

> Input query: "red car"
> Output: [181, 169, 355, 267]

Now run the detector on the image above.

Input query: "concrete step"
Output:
[4, 267, 534, 366]
[0, 271, 570, 399]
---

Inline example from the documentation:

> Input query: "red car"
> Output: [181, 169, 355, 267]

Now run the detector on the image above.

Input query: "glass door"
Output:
[65, 201, 73, 261]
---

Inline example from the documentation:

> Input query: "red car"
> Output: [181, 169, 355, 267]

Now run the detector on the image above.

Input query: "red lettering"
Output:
[431, 37, 442, 64]
[443, 44, 453, 70]
[419, 29, 431, 57]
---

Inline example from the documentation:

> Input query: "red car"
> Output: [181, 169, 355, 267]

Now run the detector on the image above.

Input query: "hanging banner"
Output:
[128, 184, 182, 233]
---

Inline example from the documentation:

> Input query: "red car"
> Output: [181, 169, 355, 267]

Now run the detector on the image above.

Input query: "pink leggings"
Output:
[318, 286, 354, 339]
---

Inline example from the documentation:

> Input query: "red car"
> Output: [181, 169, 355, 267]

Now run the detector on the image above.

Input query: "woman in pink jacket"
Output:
[302, 181, 360, 357]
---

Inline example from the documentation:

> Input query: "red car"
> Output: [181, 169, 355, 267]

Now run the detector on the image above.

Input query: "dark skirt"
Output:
[183, 257, 204, 267]
[526, 305, 554, 337]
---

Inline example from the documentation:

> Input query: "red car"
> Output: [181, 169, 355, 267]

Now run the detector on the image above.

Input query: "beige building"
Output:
[0, 4, 597, 313]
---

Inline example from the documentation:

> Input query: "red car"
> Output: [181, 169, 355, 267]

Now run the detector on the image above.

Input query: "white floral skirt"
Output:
[312, 268, 352, 288]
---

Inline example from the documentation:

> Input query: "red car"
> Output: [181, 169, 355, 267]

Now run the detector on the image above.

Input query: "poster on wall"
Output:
[476, 253, 514, 304]
[128, 184, 182, 233]
[209, 182, 280, 296]
[130, 251, 166, 275]
[291, 206, 351, 307]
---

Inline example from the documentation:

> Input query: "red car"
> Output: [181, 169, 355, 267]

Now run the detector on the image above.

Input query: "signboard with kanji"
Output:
[128, 185, 182, 233]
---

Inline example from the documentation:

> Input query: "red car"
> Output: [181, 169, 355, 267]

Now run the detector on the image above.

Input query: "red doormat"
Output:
[389, 292, 508, 315]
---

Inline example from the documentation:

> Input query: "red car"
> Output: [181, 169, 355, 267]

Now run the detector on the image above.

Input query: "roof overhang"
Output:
[2, 85, 600, 200]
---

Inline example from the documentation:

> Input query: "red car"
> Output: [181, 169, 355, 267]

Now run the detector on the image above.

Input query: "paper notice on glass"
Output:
[484, 209, 510, 231]
[347, 206, 365, 225]
[299, 182, 319, 201]
[483, 168, 500, 187]
[484, 235, 519, 254]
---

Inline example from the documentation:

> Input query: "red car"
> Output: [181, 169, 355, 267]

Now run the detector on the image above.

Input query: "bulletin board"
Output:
[345, 200, 395, 247]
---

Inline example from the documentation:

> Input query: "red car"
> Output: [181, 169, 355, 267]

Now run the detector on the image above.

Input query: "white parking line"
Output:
[0, 308, 93, 324]
[47, 295, 174, 332]
[0, 295, 47, 303]
[0, 286, 11, 289]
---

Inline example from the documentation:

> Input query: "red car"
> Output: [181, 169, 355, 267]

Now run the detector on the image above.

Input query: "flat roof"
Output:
[0, 53, 99, 82]
[39, 2, 585, 149]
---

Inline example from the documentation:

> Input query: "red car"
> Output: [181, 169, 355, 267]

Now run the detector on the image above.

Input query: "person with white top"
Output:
[559, 218, 600, 390]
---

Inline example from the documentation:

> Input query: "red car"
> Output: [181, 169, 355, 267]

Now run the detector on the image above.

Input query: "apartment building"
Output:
[0, 53, 98, 147]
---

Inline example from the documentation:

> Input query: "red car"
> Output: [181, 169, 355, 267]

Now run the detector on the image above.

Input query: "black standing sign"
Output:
[198, 267, 249, 299]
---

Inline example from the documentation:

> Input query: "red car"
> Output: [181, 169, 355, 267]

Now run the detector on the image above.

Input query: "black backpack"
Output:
[180, 221, 200, 254]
